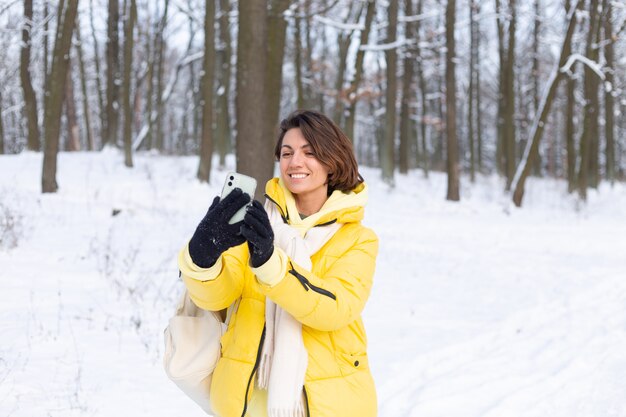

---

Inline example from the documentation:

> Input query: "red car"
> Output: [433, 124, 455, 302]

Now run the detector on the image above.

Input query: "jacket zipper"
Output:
[264, 193, 289, 223]
[288, 262, 337, 300]
[240, 324, 266, 417]
[303, 386, 311, 417]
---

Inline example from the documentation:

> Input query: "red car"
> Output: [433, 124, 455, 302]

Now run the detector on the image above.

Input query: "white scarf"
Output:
[256, 201, 342, 417]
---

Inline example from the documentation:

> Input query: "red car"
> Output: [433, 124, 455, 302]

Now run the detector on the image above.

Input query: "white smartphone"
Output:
[221, 172, 257, 224]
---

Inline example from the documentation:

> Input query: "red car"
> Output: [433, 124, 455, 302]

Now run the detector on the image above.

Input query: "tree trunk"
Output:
[21, 0, 40, 151]
[588, 2, 603, 189]
[122, 0, 136, 167]
[476, 0, 483, 173]
[294, 8, 305, 109]
[0, 91, 5, 154]
[197, 0, 216, 182]
[511, 0, 581, 207]
[531, 0, 542, 175]
[43, 1, 49, 96]
[262, 0, 291, 179]
[503, 0, 517, 190]
[75, 23, 95, 151]
[399, 0, 414, 175]
[565, 75, 576, 191]
[145, 30, 155, 150]
[154, 0, 169, 152]
[564, 0, 576, 192]
[237, 0, 269, 198]
[577, 0, 600, 200]
[64, 64, 81, 151]
[333, 3, 360, 125]
[495, 0, 505, 176]
[89, 0, 105, 139]
[103, 0, 120, 148]
[382, 0, 398, 183]
[415, 0, 429, 177]
[215, 0, 233, 167]
[468, 0, 478, 181]
[42, 0, 79, 193]
[344, 0, 376, 142]
[604, 0, 615, 184]
[445, 0, 459, 201]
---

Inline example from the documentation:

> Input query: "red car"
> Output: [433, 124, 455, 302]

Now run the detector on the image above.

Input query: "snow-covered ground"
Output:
[1, 151, 625, 417]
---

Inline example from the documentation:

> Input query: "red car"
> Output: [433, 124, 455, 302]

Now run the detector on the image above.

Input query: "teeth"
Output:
[290, 174, 308, 179]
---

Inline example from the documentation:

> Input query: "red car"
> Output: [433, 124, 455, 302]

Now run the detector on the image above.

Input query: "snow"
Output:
[1, 151, 626, 416]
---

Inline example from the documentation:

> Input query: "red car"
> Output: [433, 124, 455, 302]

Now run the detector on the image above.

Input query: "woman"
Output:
[178, 110, 378, 417]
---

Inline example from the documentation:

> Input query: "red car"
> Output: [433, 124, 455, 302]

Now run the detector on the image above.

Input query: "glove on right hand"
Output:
[188, 188, 251, 268]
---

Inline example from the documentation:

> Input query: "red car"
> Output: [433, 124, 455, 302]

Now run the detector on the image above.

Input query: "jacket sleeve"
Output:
[257, 227, 378, 331]
[177, 241, 248, 311]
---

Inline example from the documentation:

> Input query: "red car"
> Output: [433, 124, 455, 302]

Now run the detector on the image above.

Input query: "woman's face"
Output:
[279, 128, 330, 206]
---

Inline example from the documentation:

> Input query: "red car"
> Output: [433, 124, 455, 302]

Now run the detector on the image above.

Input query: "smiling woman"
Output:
[178, 109, 379, 417]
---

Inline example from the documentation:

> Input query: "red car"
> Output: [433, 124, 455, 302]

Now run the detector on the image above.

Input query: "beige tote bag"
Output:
[163, 290, 231, 414]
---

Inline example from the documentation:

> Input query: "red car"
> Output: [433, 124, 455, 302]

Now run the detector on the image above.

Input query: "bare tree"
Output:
[103, 0, 121, 148]
[445, 0, 459, 201]
[332, 2, 362, 125]
[399, 0, 414, 175]
[89, 0, 105, 138]
[75, 22, 95, 151]
[502, 0, 517, 189]
[197, 0, 215, 182]
[0, 90, 4, 154]
[64, 65, 80, 151]
[20, 0, 39, 151]
[603, 0, 615, 184]
[344, 0, 376, 142]
[236, 0, 269, 197]
[154, 0, 169, 151]
[382, 0, 398, 184]
[467, 0, 479, 181]
[511, 0, 582, 207]
[294, 4, 306, 109]
[122, 0, 137, 167]
[415, 0, 429, 177]
[564, 0, 577, 192]
[531, 0, 542, 175]
[215, 0, 233, 166]
[577, 0, 601, 200]
[42, 0, 79, 193]
[263, 0, 291, 174]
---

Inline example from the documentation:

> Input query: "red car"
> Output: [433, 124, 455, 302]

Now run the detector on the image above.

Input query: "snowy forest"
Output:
[2, 2, 626, 416]
[0, 0, 624, 205]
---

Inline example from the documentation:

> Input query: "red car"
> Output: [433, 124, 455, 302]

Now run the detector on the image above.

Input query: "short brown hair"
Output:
[274, 110, 363, 193]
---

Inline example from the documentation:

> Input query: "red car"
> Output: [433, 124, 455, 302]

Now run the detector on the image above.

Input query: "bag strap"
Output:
[225, 298, 240, 326]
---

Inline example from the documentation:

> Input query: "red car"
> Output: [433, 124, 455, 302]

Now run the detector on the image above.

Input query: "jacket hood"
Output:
[264, 177, 368, 230]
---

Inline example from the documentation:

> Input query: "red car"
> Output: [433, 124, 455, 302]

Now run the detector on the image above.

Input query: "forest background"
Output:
[0, 0, 624, 206]
[2, 1, 626, 416]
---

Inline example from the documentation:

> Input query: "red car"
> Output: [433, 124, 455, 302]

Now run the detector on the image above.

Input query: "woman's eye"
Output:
[305, 152, 315, 157]
[281, 153, 291, 158]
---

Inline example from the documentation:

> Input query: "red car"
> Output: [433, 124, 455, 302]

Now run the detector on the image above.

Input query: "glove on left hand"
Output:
[241, 200, 274, 268]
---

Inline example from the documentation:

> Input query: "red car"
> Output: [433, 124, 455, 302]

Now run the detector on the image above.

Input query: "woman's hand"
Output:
[188, 188, 251, 268]
[241, 200, 274, 268]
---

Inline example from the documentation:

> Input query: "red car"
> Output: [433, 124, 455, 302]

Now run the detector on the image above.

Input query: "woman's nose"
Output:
[289, 151, 304, 166]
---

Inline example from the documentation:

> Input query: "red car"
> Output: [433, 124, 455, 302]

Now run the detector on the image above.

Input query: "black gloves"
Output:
[188, 188, 251, 268]
[241, 200, 274, 268]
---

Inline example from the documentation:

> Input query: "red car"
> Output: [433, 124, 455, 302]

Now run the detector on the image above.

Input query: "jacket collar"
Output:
[264, 177, 368, 230]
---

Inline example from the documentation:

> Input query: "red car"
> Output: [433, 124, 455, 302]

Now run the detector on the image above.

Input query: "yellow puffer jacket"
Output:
[178, 178, 378, 417]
